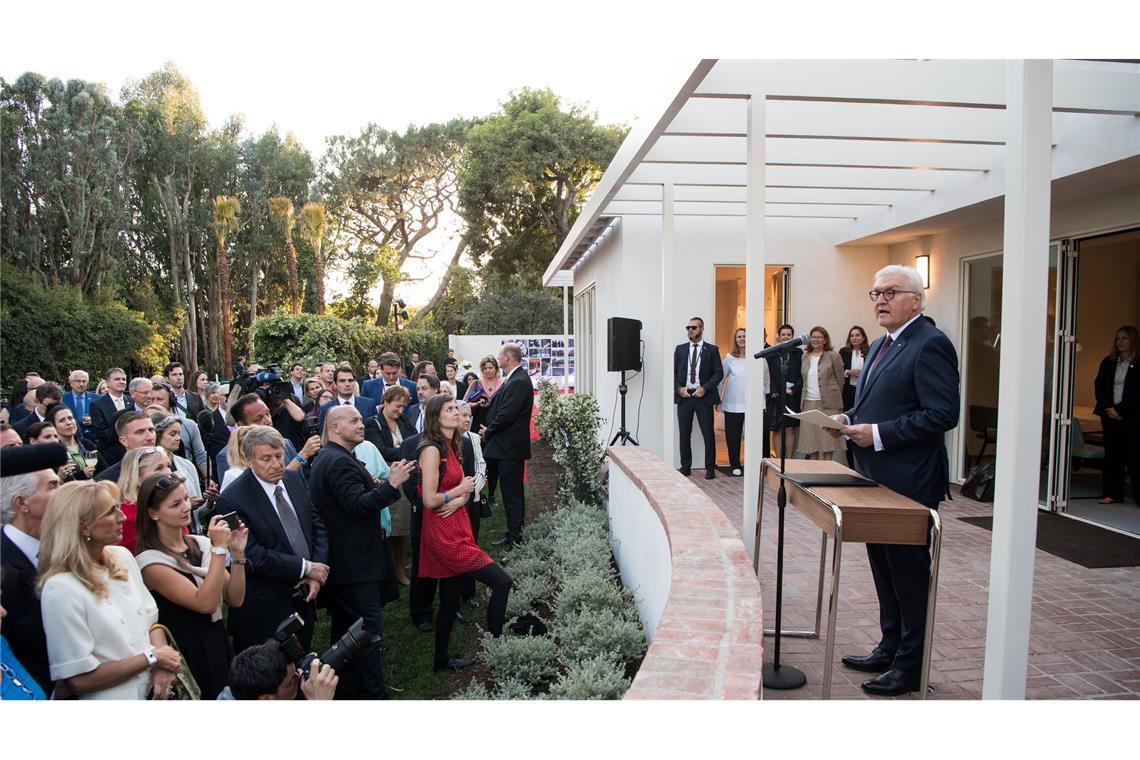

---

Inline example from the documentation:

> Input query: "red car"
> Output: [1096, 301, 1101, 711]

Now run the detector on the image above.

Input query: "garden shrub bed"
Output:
[450, 382, 646, 700]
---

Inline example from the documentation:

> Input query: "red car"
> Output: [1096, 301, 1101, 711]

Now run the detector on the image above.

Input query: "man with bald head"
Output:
[309, 405, 414, 699]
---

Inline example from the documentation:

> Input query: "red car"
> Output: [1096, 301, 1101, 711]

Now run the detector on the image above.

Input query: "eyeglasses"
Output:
[869, 289, 919, 302]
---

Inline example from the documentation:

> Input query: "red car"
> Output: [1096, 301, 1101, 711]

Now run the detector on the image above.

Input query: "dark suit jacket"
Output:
[309, 441, 401, 585]
[171, 389, 203, 421]
[1094, 354, 1139, 422]
[317, 395, 378, 434]
[361, 377, 417, 407]
[364, 414, 416, 463]
[1, 531, 52, 693]
[90, 394, 133, 465]
[846, 317, 960, 507]
[63, 390, 101, 438]
[839, 347, 869, 411]
[482, 366, 533, 461]
[673, 341, 724, 406]
[768, 347, 804, 428]
[12, 410, 45, 440]
[217, 468, 328, 647]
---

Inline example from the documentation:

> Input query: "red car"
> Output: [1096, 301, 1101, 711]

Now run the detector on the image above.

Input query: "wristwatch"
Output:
[211, 546, 228, 557]
[143, 646, 158, 669]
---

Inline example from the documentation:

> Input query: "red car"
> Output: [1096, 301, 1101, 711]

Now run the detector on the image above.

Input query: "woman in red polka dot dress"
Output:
[416, 395, 513, 671]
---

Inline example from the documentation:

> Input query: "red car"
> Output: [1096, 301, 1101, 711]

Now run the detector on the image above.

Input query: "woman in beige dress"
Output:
[795, 326, 847, 460]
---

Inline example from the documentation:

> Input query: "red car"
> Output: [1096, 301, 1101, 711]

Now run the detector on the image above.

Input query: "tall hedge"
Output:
[0, 268, 167, 387]
[249, 311, 448, 372]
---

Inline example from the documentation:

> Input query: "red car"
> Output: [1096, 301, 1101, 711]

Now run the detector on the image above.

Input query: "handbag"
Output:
[961, 463, 996, 502]
[149, 624, 201, 700]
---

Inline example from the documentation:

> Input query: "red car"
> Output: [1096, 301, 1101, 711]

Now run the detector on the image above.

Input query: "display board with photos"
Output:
[501, 336, 575, 378]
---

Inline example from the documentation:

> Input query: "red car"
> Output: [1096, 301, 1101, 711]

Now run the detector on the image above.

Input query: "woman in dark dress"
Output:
[134, 472, 247, 699]
[767, 323, 804, 458]
[1093, 325, 1140, 505]
[416, 395, 512, 672]
[838, 325, 870, 467]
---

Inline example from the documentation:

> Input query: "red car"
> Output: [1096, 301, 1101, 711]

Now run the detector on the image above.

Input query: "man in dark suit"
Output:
[90, 367, 134, 465]
[831, 265, 960, 696]
[317, 366, 378, 434]
[481, 342, 532, 548]
[362, 353, 418, 409]
[402, 373, 440, 434]
[63, 370, 100, 440]
[674, 317, 724, 479]
[309, 405, 414, 699]
[12, 383, 63, 440]
[215, 426, 329, 653]
[1, 466, 62, 694]
[164, 361, 204, 420]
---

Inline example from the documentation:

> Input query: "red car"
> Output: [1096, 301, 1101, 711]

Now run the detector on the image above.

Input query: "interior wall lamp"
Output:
[915, 254, 931, 289]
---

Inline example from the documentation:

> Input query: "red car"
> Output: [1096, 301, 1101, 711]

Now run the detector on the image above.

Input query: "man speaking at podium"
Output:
[830, 265, 959, 696]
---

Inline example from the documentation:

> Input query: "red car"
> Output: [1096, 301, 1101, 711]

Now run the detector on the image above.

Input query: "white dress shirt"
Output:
[3, 524, 39, 569]
[684, 340, 704, 389]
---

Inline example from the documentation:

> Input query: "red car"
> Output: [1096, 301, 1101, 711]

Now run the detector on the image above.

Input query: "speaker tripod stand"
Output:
[609, 371, 639, 446]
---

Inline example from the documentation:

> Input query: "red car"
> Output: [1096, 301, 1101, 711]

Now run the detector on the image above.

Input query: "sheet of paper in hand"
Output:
[784, 407, 844, 430]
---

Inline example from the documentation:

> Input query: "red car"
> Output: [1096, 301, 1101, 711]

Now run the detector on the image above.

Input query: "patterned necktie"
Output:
[273, 485, 310, 560]
[689, 343, 698, 384]
[866, 336, 894, 380]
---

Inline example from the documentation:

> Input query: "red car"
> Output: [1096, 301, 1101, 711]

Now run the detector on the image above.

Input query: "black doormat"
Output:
[958, 512, 1140, 569]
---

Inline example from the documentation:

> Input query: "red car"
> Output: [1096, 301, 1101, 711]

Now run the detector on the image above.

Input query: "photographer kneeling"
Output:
[224, 641, 338, 701]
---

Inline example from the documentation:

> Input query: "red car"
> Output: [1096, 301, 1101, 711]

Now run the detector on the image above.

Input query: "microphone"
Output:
[0, 443, 69, 477]
[755, 334, 810, 359]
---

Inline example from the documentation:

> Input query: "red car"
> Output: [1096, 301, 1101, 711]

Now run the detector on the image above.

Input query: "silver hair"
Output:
[874, 265, 926, 307]
[204, 381, 223, 397]
[500, 343, 523, 364]
[240, 424, 285, 460]
[1, 472, 41, 524]
[68, 369, 89, 382]
[128, 377, 152, 392]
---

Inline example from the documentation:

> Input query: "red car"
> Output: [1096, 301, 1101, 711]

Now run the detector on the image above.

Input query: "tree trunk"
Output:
[150, 172, 190, 363]
[217, 240, 233, 378]
[286, 240, 300, 315]
[313, 238, 326, 315]
[249, 261, 259, 362]
[409, 240, 466, 326]
[375, 280, 394, 327]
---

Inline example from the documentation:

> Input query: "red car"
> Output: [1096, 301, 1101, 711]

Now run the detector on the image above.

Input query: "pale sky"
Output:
[2, 1, 1121, 305]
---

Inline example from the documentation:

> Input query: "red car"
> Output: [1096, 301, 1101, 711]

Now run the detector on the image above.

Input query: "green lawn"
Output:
[310, 491, 513, 699]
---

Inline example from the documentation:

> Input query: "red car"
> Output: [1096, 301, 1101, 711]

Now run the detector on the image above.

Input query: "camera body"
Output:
[302, 416, 320, 440]
[273, 612, 376, 678]
[233, 362, 293, 404]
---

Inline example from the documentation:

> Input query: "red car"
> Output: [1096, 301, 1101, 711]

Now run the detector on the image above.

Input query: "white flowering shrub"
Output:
[479, 631, 559, 687]
[548, 654, 632, 700]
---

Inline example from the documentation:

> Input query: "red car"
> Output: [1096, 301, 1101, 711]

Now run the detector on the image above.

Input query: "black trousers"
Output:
[231, 599, 315, 656]
[489, 457, 526, 545]
[409, 504, 437, 627]
[485, 460, 499, 504]
[1101, 416, 1140, 502]
[724, 411, 745, 470]
[435, 563, 512, 667]
[328, 582, 387, 699]
[677, 397, 716, 471]
[865, 508, 935, 675]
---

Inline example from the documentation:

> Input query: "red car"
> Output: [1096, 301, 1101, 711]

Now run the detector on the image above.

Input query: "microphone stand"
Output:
[761, 349, 806, 690]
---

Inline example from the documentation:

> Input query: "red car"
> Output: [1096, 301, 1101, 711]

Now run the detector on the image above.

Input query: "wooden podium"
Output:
[753, 458, 943, 699]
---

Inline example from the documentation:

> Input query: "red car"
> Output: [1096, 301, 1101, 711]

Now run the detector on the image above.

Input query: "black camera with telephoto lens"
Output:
[233, 362, 294, 403]
[273, 612, 377, 677]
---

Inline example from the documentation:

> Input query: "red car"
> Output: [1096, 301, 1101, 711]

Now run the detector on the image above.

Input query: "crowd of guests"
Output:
[0, 346, 530, 700]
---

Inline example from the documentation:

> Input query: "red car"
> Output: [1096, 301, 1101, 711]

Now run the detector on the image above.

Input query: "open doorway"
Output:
[712, 265, 790, 467]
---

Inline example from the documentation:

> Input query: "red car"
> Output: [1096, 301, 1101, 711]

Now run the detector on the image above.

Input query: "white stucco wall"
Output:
[607, 462, 671, 642]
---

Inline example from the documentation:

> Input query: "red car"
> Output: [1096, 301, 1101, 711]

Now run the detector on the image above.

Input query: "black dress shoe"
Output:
[491, 536, 511, 546]
[678, 467, 691, 476]
[433, 656, 475, 672]
[705, 469, 716, 480]
[841, 647, 895, 673]
[415, 621, 433, 633]
[861, 668, 920, 696]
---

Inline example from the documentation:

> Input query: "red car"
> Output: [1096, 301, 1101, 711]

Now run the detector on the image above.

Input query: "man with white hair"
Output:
[1, 467, 62, 694]
[63, 370, 100, 439]
[829, 264, 960, 696]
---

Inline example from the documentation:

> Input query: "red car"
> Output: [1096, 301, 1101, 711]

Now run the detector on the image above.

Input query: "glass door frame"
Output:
[1043, 240, 1079, 512]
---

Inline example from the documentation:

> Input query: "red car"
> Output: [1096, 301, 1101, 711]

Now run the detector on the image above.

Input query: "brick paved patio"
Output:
[691, 469, 1140, 700]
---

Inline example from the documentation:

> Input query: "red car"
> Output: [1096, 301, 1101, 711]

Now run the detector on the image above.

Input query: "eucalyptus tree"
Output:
[321, 118, 469, 326]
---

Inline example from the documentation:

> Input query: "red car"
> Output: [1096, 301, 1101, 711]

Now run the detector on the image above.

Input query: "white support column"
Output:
[562, 285, 570, 391]
[660, 183, 676, 464]
[742, 94, 767, 558]
[982, 60, 1053, 700]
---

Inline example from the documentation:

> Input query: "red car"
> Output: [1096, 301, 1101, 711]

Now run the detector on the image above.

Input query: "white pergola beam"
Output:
[603, 200, 872, 218]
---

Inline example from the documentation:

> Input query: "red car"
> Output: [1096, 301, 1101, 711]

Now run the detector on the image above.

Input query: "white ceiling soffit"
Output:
[543, 59, 1140, 286]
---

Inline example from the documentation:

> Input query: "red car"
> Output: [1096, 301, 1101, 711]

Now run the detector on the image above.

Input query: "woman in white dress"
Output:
[38, 480, 183, 699]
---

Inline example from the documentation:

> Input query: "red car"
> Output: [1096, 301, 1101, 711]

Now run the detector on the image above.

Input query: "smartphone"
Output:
[218, 511, 241, 530]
